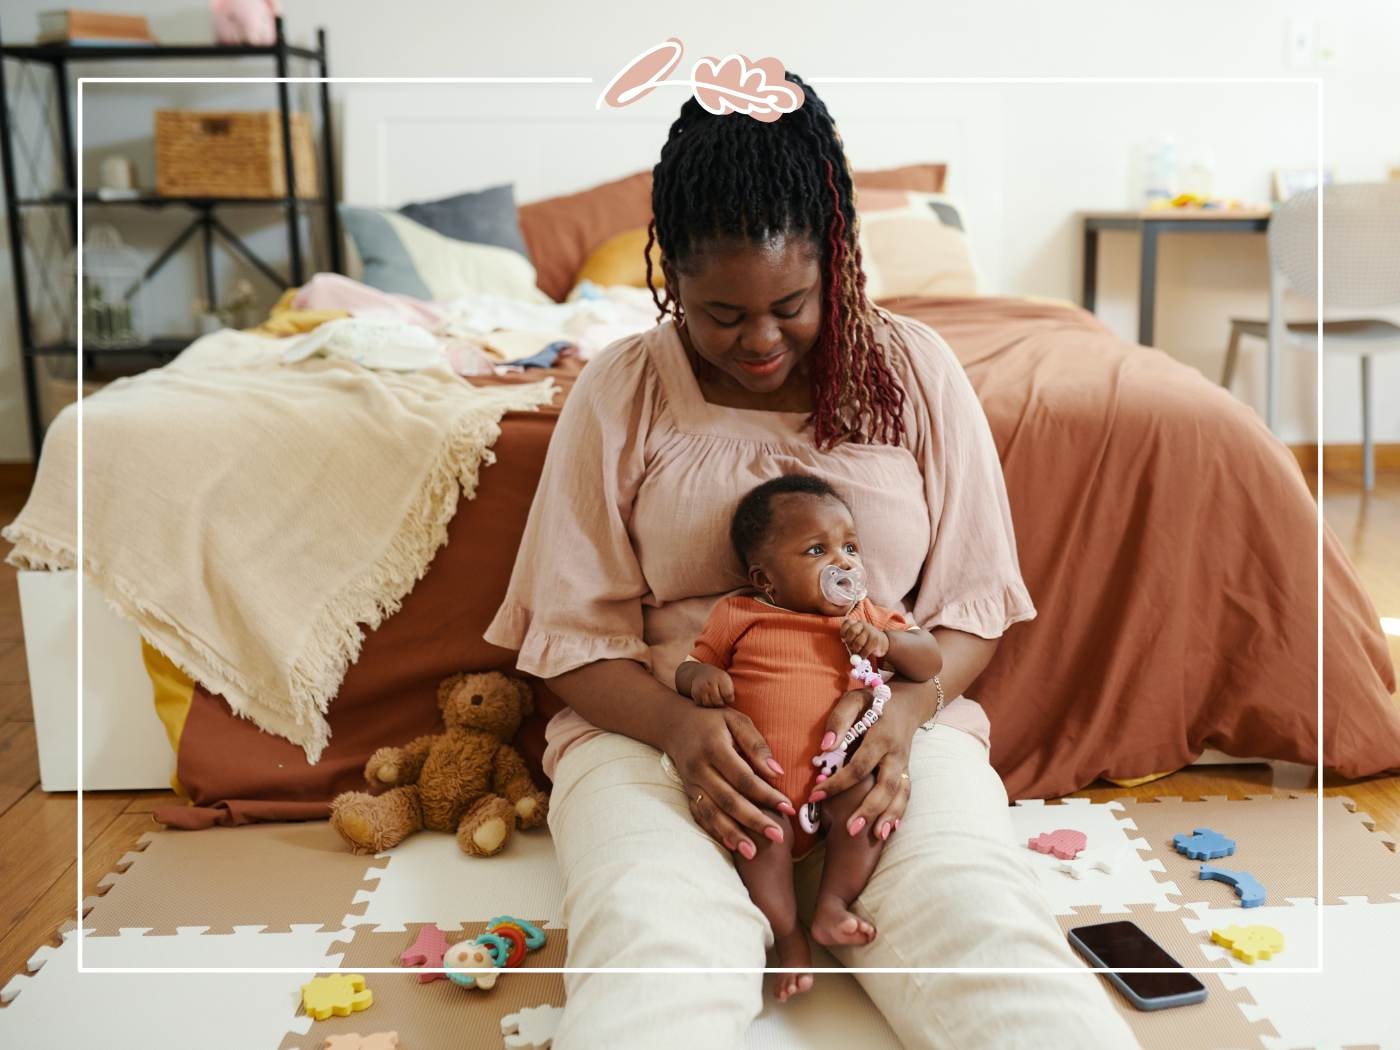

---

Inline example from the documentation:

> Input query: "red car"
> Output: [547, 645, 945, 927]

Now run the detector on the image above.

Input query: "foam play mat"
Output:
[3, 793, 1397, 1048]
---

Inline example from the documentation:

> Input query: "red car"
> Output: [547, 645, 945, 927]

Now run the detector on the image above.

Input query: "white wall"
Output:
[1, 0, 1396, 461]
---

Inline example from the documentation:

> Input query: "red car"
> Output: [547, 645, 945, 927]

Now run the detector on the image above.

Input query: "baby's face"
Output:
[752, 493, 864, 616]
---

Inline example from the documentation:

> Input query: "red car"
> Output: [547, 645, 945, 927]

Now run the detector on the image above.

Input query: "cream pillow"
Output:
[855, 189, 981, 299]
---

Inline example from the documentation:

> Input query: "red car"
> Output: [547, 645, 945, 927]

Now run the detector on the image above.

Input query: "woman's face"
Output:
[750, 493, 864, 616]
[665, 234, 823, 396]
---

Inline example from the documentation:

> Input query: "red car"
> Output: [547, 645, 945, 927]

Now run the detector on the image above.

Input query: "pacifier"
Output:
[820, 564, 867, 605]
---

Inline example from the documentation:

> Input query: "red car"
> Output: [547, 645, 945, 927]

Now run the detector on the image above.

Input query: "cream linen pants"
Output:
[546, 722, 1141, 1050]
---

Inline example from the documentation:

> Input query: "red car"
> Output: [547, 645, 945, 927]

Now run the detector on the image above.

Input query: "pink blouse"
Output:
[483, 310, 1036, 779]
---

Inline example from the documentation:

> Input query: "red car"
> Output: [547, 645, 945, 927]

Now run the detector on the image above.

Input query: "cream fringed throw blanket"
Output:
[2, 330, 556, 761]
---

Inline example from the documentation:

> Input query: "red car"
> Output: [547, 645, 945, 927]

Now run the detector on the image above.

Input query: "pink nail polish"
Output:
[739, 840, 756, 860]
[764, 825, 784, 844]
[848, 816, 866, 836]
[879, 821, 891, 840]
[767, 757, 785, 775]
[778, 801, 797, 816]
[894, 819, 902, 831]
[808, 790, 827, 804]
[821, 731, 836, 750]
[723, 839, 735, 851]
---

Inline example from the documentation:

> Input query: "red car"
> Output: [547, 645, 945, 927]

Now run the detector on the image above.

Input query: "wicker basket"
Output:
[155, 110, 318, 199]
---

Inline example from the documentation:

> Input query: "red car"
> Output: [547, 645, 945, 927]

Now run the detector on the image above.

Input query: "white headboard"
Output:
[340, 82, 1006, 289]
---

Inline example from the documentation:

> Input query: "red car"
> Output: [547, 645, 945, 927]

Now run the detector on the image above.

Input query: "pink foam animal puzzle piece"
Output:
[322, 1034, 400, 1050]
[400, 923, 450, 983]
[1028, 828, 1087, 860]
[1211, 924, 1285, 964]
[301, 974, 373, 1021]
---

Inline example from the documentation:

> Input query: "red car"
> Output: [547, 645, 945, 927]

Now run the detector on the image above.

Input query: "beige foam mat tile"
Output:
[84, 821, 387, 935]
[1116, 794, 1400, 907]
[1055, 904, 1279, 1050]
[278, 921, 565, 1050]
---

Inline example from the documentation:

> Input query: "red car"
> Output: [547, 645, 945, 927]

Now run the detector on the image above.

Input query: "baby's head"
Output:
[730, 474, 864, 616]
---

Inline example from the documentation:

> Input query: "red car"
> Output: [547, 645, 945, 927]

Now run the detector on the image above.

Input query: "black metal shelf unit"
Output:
[0, 16, 342, 460]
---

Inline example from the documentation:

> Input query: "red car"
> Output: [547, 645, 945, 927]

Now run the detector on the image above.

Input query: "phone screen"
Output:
[1070, 921, 1206, 1000]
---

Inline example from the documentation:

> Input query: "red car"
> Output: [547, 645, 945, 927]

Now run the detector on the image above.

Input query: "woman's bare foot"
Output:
[810, 892, 876, 947]
[773, 929, 814, 1002]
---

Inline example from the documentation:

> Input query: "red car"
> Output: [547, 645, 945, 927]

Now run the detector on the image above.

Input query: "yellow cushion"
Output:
[141, 639, 194, 798]
[574, 227, 665, 290]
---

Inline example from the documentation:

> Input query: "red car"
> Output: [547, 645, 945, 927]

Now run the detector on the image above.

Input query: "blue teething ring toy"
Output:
[474, 933, 513, 968]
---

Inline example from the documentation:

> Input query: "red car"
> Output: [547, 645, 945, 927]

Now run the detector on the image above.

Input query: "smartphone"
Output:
[1067, 921, 1208, 1011]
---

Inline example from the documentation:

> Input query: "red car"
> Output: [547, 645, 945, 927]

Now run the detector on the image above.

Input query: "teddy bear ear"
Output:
[437, 672, 467, 710]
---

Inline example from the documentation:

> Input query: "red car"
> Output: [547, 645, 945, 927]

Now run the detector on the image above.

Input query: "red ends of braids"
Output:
[799, 156, 908, 451]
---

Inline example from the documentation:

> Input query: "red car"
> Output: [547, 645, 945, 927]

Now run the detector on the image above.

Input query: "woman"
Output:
[484, 74, 1140, 1049]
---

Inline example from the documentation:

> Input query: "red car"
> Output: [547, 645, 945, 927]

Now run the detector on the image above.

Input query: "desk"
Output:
[1081, 209, 1271, 346]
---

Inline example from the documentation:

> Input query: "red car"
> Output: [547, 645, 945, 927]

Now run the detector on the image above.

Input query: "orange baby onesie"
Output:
[688, 592, 912, 857]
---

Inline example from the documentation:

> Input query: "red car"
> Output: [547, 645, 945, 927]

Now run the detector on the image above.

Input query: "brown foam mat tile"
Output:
[1056, 905, 1279, 1050]
[279, 921, 566, 1050]
[84, 820, 388, 936]
[1116, 794, 1400, 906]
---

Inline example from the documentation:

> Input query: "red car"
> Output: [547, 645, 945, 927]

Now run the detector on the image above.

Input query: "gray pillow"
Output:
[399, 184, 530, 259]
[339, 206, 432, 298]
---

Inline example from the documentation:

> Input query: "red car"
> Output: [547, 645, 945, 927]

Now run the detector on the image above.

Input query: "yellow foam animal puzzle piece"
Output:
[1211, 924, 1285, 964]
[301, 973, 374, 1021]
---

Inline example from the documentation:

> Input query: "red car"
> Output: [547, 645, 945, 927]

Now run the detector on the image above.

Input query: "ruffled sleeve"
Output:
[885, 310, 1037, 638]
[483, 335, 657, 679]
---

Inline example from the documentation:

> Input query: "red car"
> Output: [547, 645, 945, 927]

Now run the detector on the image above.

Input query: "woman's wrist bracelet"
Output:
[918, 673, 946, 732]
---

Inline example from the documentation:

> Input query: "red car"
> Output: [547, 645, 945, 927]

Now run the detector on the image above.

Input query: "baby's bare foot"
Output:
[810, 892, 877, 947]
[773, 930, 814, 1002]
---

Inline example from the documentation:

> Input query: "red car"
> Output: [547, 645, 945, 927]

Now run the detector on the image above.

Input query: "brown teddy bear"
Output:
[330, 670, 549, 857]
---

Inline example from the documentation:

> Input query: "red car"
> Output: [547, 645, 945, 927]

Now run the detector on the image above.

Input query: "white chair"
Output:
[1221, 182, 1400, 490]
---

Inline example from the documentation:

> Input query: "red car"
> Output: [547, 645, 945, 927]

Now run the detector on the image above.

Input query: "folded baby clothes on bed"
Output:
[2, 328, 558, 761]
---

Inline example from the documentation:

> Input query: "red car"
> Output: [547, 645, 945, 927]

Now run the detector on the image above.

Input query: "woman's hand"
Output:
[664, 704, 797, 859]
[809, 680, 928, 842]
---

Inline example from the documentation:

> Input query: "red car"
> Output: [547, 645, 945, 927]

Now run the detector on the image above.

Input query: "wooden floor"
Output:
[0, 465, 1397, 994]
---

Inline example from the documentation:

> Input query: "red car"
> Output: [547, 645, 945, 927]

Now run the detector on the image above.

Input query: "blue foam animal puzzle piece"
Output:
[1199, 863, 1265, 907]
[1172, 827, 1236, 861]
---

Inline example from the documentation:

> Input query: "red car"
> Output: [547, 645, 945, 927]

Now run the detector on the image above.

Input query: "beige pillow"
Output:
[856, 189, 980, 299]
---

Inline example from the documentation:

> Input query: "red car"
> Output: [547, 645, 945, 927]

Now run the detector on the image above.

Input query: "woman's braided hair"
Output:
[644, 72, 909, 451]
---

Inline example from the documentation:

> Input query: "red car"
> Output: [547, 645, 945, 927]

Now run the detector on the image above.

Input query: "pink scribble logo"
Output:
[598, 38, 806, 123]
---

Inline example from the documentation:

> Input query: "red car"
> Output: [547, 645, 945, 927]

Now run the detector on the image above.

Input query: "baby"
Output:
[674, 473, 942, 1001]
